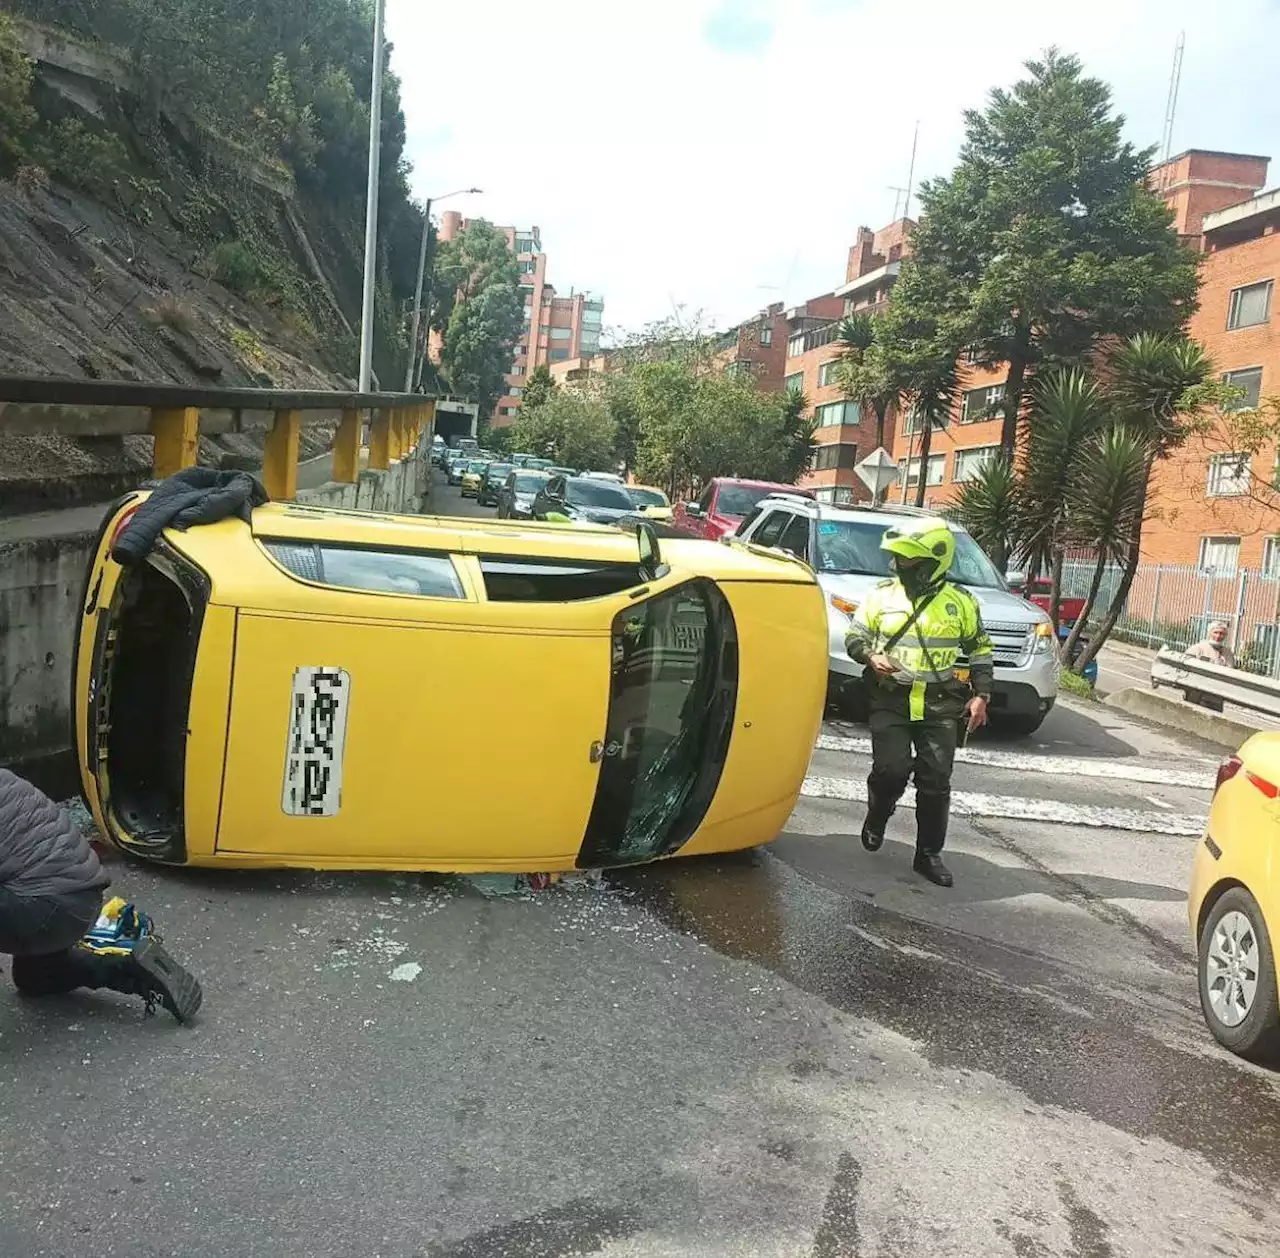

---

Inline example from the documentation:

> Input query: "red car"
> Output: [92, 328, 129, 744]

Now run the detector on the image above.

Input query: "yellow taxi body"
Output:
[74, 497, 827, 873]
[1188, 731, 1280, 1059]
[460, 467, 484, 497]
[629, 485, 673, 521]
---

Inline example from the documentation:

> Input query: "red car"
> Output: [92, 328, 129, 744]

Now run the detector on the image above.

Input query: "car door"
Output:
[536, 477, 566, 519]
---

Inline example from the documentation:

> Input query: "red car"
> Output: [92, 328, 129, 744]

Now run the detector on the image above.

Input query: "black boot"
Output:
[17, 940, 202, 1023]
[912, 852, 954, 887]
[861, 788, 897, 853]
[913, 791, 954, 887]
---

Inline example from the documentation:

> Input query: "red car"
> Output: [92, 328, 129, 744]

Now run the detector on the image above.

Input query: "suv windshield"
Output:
[513, 472, 549, 492]
[717, 485, 788, 517]
[485, 463, 512, 480]
[566, 479, 634, 509]
[815, 518, 1005, 589]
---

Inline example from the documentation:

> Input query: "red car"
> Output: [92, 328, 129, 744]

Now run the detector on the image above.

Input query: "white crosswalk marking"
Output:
[801, 776, 1208, 837]
[815, 734, 1215, 789]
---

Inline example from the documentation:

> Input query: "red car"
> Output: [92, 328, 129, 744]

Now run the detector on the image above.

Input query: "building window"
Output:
[1223, 366, 1263, 412]
[518, 259, 536, 275]
[759, 325, 773, 346]
[787, 333, 805, 358]
[511, 364, 525, 376]
[1199, 535, 1241, 576]
[814, 487, 855, 504]
[783, 371, 805, 394]
[539, 324, 551, 335]
[960, 382, 1006, 423]
[812, 442, 858, 472]
[953, 445, 1001, 482]
[1207, 452, 1251, 497]
[550, 349, 569, 361]
[1263, 536, 1280, 578]
[550, 327, 573, 341]
[817, 360, 841, 388]
[903, 405, 948, 434]
[510, 387, 523, 398]
[962, 346, 983, 365]
[1228, 280, 1273, 330]
[814, 400, 859, 428]
[515, 235, 537, 255]
[899, 454, 945, 488]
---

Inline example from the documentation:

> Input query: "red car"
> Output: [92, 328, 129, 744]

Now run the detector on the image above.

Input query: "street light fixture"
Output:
[405, 187, 482, 391]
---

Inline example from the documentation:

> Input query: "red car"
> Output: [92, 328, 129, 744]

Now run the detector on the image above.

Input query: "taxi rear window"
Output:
[263, 541, 465, 599]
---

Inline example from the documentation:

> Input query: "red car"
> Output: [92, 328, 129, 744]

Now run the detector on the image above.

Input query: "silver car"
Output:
[733, 495, 1059, 735]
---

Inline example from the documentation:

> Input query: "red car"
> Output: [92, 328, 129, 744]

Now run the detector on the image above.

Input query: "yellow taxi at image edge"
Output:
[1188, 731, 1280, 1062]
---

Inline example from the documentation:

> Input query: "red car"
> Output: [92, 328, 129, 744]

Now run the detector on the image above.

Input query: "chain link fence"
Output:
[1060, 559, 1280, 679]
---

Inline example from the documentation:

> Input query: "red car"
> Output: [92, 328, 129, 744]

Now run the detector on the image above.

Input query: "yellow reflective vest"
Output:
[846, 579, 994, 721]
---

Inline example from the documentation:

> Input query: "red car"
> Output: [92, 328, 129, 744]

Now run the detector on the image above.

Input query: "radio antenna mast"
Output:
[1161, 32, 1185, 165]
[903, 120, 920, 220]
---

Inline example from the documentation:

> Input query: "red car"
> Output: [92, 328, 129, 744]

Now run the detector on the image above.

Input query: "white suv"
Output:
[733, 495, 1059, 735]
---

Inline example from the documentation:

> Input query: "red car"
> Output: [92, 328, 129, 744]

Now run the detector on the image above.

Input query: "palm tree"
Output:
[1012, 369, 1109, 630]
[948, 454, 1018, 563]
[901, 352, 960, 508]
[834, 314, 899, 460]
[1072, 334, 1214, 673]
[1061, 425, 1149, 669]
[778, 386, 818, 483]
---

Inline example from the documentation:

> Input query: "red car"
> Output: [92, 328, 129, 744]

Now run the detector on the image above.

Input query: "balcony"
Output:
[787, 322, 840, 359]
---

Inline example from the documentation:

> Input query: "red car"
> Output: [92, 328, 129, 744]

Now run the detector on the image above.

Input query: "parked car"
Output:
[625, 485, 672, 521]
[460, 459, 488, 498]
[73, 492, 827, 873]
[673, 478, 813, 541]
[533, 475, 637, 525]
[582, 471, 624, 483]
[477, 462, 513, 507]
[430, 438, 446, 466]
[733, 494, 1060, 735]
[1188, 735, 1280, 1062]
[498, 470, 552, 519]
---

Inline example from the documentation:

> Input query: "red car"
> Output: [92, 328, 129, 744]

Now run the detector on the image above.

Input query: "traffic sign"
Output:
[855, 446, 898, 496]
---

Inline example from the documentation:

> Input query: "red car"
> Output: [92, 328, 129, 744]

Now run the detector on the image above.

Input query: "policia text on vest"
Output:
[844, 519, 994, 889]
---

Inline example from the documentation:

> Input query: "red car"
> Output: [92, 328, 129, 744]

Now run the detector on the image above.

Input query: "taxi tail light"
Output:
[1214, 754, 1242, 795]
[108, 505, 139, 551]
[1246, 769, 1279, 799]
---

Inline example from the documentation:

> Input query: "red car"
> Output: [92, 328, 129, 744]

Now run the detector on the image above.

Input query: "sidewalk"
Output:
[1094, 638, 1280, 735]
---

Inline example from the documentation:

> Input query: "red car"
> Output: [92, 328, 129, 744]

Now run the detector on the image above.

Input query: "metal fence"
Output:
[1060, 559, 1280, 679]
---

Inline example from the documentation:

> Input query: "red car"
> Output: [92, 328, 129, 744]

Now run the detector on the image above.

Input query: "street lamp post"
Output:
[404, 187, 481, 392]
[357, 0, 387, 393]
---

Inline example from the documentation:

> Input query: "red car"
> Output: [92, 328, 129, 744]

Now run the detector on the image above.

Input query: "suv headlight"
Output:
[1031, 621, 1057, 655]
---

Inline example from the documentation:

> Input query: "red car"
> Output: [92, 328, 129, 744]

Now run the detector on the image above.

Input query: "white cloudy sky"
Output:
[386, 0, 1280, 339]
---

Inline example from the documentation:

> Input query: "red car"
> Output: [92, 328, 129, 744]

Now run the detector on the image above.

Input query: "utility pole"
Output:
[357, 0, 386, 393]
[404, 188, 482, 392]
[404, 196, 433, 392]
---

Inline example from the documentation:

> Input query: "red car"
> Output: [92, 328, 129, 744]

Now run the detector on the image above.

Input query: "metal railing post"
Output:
[1150, 564, 1163, 636]
[1234, 567, 1249, 655]
[263, 409, 301, 500]
[150, 406, 199, 478]
[332, 408, 362, 484]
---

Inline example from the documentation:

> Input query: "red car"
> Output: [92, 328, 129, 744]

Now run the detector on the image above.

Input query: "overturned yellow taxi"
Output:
[74, 497, 827, 872]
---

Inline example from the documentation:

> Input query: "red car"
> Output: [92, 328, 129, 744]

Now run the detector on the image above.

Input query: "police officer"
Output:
[845, 518, 994, 887]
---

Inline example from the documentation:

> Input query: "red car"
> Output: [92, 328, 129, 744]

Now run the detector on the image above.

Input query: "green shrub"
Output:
[1059, 670, 1097, 700]
[210, 241, 263, 296]
[44, 119, 131, 196]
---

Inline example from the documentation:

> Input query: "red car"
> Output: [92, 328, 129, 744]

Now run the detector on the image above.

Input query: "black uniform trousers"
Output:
[865, 698, 960, 856]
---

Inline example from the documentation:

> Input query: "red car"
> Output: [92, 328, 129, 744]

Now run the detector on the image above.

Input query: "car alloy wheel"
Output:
[1205, 909, 1259, 1027]
[1198, 886, 1280, 1062]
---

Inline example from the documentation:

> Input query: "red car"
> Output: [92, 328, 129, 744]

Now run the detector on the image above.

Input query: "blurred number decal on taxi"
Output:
[283, 666, 351, 817]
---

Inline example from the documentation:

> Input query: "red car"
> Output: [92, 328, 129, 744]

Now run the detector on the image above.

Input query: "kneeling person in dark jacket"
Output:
[0, 770, 201, 1022]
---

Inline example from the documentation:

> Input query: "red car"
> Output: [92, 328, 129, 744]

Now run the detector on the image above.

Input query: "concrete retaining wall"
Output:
[0, 443, 430, 787]
[1103, 686, 1260, 749]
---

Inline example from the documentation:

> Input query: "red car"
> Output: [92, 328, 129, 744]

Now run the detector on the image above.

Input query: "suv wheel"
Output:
[1199, 887, 1280, 1062]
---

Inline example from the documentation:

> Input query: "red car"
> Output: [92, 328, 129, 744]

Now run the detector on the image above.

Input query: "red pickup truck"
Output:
[1024, 576, 1086, 627]
[672, 478, 813, 541]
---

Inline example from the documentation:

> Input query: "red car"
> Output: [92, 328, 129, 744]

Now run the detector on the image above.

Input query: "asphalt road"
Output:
[2, 480, 1278, 1257]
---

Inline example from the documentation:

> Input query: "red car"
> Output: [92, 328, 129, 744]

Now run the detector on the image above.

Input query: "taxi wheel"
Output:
[1198, 887, 1280, 1062]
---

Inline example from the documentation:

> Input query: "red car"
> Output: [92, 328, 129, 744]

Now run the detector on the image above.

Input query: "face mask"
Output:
[894, 557, 936, 599]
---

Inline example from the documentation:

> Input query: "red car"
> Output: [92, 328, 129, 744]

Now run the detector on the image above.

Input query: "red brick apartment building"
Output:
[437, 212, 604, 428]
[777, 221, 912, 503]
[881, 150, 1280, 574]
